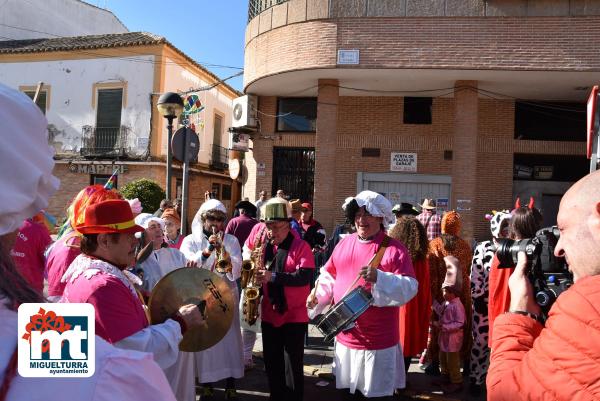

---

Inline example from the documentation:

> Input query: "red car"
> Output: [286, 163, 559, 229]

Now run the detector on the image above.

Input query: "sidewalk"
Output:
[202, 324, 487, 401]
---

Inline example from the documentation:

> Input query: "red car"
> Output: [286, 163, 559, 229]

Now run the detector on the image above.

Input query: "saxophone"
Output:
[213, 227, 233, 274]
[241, 227, 266, 325]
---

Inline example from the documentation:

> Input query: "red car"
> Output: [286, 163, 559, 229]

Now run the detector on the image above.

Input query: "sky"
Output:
[100, 1, 248, 91]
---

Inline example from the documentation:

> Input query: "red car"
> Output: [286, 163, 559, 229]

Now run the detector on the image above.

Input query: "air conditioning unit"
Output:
[232, 95, 258, 128]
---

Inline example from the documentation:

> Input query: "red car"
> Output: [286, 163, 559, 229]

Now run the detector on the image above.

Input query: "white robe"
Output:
[310, 269, 418, 397]
[1, 301, 176, 401]
[180, 231, 244, 383]
[137, 247, 195, 401]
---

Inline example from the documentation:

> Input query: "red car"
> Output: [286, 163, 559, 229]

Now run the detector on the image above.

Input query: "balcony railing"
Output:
[248, 0, 289, 21]
[80, 125, 130, 158]
[210, 144, 229, 170]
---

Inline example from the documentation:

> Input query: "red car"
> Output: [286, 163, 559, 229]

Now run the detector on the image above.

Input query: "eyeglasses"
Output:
[206, 216, 225, 222]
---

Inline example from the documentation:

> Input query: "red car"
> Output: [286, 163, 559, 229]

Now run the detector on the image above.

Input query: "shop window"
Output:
[514, 101, 585, 141]
[276, 98, 317, 132]
[403, 97, 432, 124]
[211, 183, 221, 199]
[90, 174, 117, 188]
[513, 154, 588, 182]
[222, 184, 232, 200]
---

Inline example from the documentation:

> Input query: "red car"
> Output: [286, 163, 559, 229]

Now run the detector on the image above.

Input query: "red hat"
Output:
[76, 199, 145, 235]
[301, 202, 312, 211]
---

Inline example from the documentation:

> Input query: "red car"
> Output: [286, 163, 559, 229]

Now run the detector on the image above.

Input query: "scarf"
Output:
[264, 232, 294, 314]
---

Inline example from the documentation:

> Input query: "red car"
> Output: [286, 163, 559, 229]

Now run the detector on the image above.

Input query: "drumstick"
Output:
[339, 253, 377, 300]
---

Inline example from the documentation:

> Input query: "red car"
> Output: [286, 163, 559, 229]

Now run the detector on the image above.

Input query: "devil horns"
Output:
[514, 197, 535, 210]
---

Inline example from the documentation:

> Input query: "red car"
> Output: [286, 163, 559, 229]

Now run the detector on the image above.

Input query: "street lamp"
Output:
[157, 92, 184, 200]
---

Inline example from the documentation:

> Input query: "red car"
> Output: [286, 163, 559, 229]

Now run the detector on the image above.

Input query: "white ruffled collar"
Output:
[61, 254, 141, 298]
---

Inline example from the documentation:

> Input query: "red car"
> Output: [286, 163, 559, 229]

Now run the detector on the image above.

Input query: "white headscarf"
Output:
[191, 199, 227, 240]
[0, 84, 60, 235]
[134, 213, 165, 230]
[354, 190, 394, 229]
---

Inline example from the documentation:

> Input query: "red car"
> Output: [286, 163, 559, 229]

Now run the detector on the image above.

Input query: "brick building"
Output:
[240, 0, 595, 242]
[0, 32, 241, 225]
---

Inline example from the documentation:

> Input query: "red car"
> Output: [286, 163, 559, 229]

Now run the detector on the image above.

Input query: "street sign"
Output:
[171, 127, 199, 163]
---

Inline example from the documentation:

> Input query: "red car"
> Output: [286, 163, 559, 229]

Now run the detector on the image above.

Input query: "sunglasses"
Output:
[206, 216, 225, 222]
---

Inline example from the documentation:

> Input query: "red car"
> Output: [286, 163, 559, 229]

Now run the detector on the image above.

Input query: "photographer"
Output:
[487, 170, 600, 400]
[487, 204, 542, 346]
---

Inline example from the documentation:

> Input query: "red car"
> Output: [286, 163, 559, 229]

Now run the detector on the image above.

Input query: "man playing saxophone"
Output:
[244, 197, 315, 401]
[180, 199, 244, 400]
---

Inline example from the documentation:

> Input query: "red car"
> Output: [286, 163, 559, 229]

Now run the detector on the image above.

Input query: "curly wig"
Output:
[388, 216, 429, 263]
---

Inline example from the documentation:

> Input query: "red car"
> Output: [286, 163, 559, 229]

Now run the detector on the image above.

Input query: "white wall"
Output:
[163, 57, 234, 164]
[0, 56, 155, 157]
[0, 0, 127, 41]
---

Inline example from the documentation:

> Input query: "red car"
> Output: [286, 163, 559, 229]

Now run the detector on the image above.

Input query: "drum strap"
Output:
[369, 234, 390, 269]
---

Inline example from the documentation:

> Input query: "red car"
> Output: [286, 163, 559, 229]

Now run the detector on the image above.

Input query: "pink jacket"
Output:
[433, 297, 465, 353]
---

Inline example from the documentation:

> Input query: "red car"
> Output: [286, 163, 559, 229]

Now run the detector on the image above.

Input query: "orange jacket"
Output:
[487, 275, 600, 401]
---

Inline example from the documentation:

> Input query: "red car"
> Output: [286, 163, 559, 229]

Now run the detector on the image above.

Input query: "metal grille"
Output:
[248, 0, 290, 21]
[80, 125, 130, 158]
[272, 147, 315, 203]
[211, 144, 229, 170]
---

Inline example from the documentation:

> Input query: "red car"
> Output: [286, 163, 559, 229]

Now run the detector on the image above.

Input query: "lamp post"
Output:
[157, 92, 184, 200]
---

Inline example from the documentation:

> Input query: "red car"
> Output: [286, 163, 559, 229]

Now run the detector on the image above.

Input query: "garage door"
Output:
[358, 172, 452, 212]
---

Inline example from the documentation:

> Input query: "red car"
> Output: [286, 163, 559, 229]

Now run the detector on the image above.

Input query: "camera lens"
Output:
[535, 290, 555, 308]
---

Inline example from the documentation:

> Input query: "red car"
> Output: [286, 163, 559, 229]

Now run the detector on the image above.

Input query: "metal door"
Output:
[358, 172, 451, 212]
[272, 147, 315, 202]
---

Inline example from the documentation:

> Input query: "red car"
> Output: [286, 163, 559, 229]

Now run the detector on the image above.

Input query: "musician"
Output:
[61, 199, 204, 369]
[0, 81, 177, 401]
[180, 199, 243, 400]
[307, 190, 418, 399]
[133, 212, 195, 401]
[246, 197, 315, 401]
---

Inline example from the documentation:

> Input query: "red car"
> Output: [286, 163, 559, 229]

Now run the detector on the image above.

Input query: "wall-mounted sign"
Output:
[514, 164, 533, 179]
[257, 162, 266, 177]
[337, 49, 360, 65]
[436, 198, 449, 211]
[390, 152, 417, 172]
[456, 199, 472, 212]
[69, 163, 127, 175]
[230, 131, 250, 152]
[229, 158, 241, 180]
[533, 166, 553, 180]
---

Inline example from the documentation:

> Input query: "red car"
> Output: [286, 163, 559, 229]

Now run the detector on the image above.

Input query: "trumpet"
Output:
[212, 227, 232, 274]
[241, 227, 266, 325]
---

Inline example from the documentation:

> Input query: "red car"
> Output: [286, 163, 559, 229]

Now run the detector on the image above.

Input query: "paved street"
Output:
[198, 324, 486, 401]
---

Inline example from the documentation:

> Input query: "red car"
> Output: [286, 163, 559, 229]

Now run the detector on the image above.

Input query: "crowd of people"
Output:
[2, 82, 600, 401]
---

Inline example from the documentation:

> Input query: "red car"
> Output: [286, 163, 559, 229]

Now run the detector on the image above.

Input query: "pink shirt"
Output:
[245, 223, 313, 327]
[10, 220, 51, 293]
[433, 297, 465, 353]
[323, 231, 415, 350]
[260, 236, 315, 327]
[46, 232, 81, 297]
[62, 258, 148, 343]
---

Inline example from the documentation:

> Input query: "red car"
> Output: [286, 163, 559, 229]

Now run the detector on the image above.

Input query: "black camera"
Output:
[495, 226, 572, 319]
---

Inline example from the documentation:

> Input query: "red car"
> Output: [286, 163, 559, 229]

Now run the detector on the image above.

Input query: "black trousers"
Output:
[261, 321, 307, 401]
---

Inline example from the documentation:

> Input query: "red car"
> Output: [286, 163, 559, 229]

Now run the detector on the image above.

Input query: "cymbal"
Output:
[148, 268, 234, 352]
